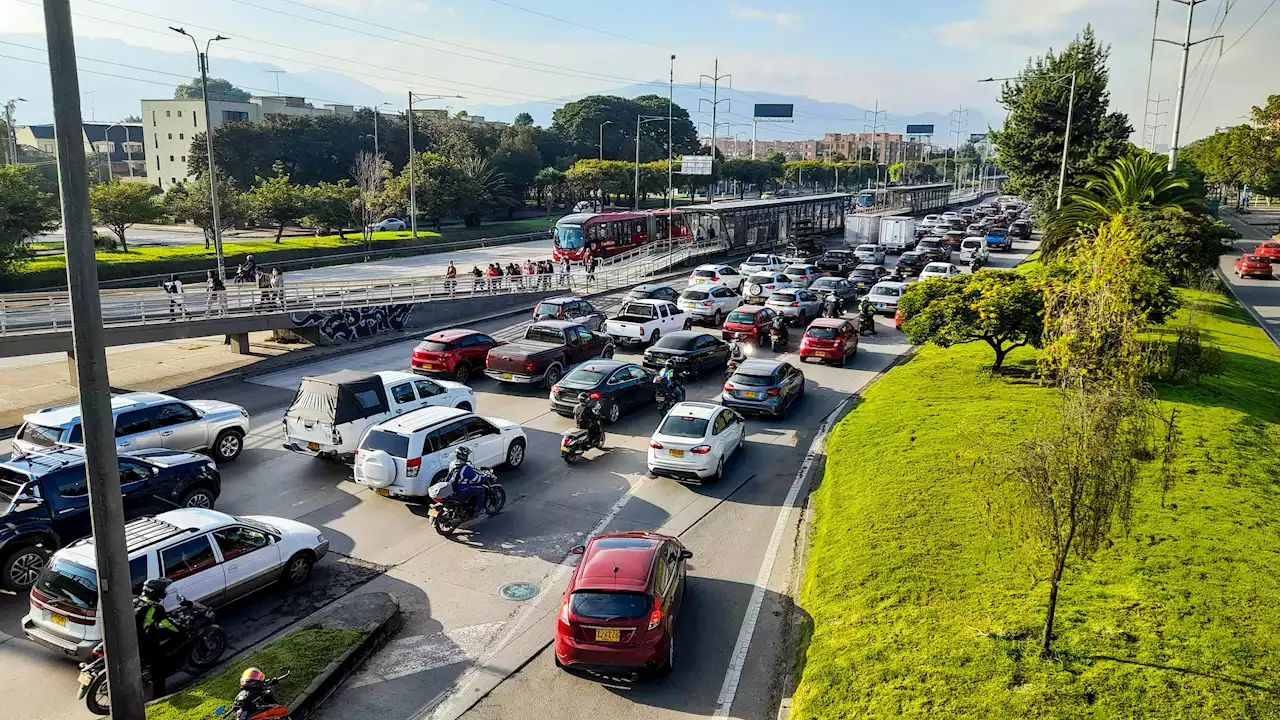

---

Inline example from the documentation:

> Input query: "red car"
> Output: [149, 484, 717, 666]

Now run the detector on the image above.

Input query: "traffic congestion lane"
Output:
[1218, 214, 1280, 346]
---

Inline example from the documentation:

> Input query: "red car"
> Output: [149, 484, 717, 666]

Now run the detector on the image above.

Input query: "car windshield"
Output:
[731, 373, 775, 387]
[658, 414, 710, 437]
[0, 469, 32, 506]
[630, 289, 658, 299]
[748, 274, 778, 284]
[654, 335, 697, 351]
[726, 310, 758, 324]
[872, 285, 901, 297]
[961, 240, 982, 249]
[987, 229, 1007, 237]
[554, 225, 584, 250]
[34, 557, 98, 610]
[563, 365, 610, 386]
[918, 240, 938, 248]
[899, 254, 922, 262]
[525, 326, 567, 343]
[806, 327, 838, 340]
[925, 264, 949, 272]
[360, 429, 410, 458]
[746, 255, 773, 265]
[417, 340, 452, 353]
[850, 268, 878, 278]
[570, 591, 651, 620]
[854, 246, 877, 253]
[810, 279, 839, 291]
[619, 303, 657, 319]
[16, 422, 64, 448]
[769, 292, 798, 303]
[783, 266, 809, 275]
[682, 290, 709, 301]
[534, 301, 563, 317]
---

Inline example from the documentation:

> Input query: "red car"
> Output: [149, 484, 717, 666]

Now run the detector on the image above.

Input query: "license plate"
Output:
[594, 628, 621, 643]
[503, 373, 513, 380]
[307, 442, 320, 451]
[78, 671, 91, 685]
[375, 488, 390, 497]
[669, 449, 685, 458]
[428, 507, 440, 517]
[560, 444, 569, 451]
[816, 352, 828, 358]
[744, 391, 758, 399]
[51, 613, 67, 627]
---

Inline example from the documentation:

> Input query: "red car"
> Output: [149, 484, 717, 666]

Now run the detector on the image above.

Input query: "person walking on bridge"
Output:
[205, 270, 226, 317]
[445, 261, 458, 297]
[162, 274, 187, 320]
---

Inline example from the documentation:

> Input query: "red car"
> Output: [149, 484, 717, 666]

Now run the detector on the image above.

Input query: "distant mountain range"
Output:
[2, 33, 991, 145]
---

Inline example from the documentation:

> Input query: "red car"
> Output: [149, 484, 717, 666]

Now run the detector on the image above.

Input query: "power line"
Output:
[480, 0, 677, 51]
[1223, 0, 1279, 54]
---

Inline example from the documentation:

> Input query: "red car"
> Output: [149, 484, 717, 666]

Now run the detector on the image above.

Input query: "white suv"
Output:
[679, 283, 743, 326]
[688, 264, 745, 291]
[23, 509, 327, 661]
[353, 407, 527, 499]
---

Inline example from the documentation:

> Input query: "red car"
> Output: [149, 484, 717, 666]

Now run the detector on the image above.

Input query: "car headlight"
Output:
[317, 533, 326, 545]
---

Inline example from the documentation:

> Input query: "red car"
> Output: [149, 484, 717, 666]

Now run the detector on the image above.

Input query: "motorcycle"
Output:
[970, 256, 985, 272]
[426, 470, 506, 536]
[822, 294, 844, 319]
[215, 668, 292, 719]
[768, 325, 789, 353]
[80, 597, 228, 716]
[560, 421, 605, 464]
[654, 378, 686, 414]
[858, 311, 878, 336]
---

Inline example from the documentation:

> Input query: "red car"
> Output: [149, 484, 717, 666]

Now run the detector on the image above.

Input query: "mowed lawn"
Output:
[794, 289, 1280, 720]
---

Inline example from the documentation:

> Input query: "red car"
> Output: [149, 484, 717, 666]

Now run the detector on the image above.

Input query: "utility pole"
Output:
[863, 101, 886, 190]
[171, 27, 228, 281]
[1145, 94, 1170, 150]
[699, 58, 731, 202]
[1142, 0, 1161, 145]
[635, 114, 671, 210]
[371, 101, 390, 159]
[4, 98, 24, 165]
[668, 54, 675, 210]
[408, 91, 416, 238]
[43, 2, 144, 719]
[1159, 0, 1222, 170]
[948, 106, 968, 192]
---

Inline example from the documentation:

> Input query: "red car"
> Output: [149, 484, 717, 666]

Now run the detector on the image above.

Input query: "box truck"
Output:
[879, 216, 917, 252]
[844, 214, 879, 247]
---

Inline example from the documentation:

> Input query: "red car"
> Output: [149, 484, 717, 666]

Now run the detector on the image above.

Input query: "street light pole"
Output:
[598, 120, 611, 161]
[104, 121, 121, 182]
[43, 3, 145, 719]
[4, 97, 25, 165]
[668, 54, 675, 210]
[371, 101, 390, 158]
[635, 114, 672, 210]
[1056, 72, 1076, 210]
[171, 27, 228, 281]
[406, 92, 463, 238]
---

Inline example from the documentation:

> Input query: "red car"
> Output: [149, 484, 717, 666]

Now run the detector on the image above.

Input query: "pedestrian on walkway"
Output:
[269, 268, 285, 308]
[205, 270, 226, 316]
[559, 257, 571, 287]
[445, 261, 458, 296]
[507, 262, 522, 291]
[470, 265, 483, 293]
[587, 255, 600, 286]
[162, 274, 187, 320]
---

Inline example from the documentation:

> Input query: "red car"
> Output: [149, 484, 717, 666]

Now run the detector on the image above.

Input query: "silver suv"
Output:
[13, 392, 251, 462]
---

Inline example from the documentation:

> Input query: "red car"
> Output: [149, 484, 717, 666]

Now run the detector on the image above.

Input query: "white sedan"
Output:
[689, 264, 746, 291]
[851, 244, 886, 265]
[919, 262, 962, 280]
[647, 401, 746, 483]
[368, 217, 407, 232]
[738, 253, 785, 275]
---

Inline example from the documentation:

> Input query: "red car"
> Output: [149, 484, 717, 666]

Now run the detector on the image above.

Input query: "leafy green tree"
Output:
[173, 77, 250, 102]
[1181, 123, 1280, 198]
[0, 165, 60, 272]
[989, 26, 1133, 212]
[1123, 206, 1236, 285]
[302, 181, 361, 238]
[763, 151, 787, 165]
[565, 159, 631, 206]
[167, 174, 250, 249]
[245, 167, 307, 242]
[457, 156, 517, 226]
[1045, 152, 1204, 255]
[532, 167, 566, 208]
[898, 271, 1045, 372]
[88, 181, 163, 252]
[513, 112, 534, 127]
[491, 128, 543, 210]
[551, 95, 699, 162]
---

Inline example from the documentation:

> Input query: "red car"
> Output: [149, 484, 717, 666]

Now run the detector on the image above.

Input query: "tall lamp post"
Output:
[598, 120, 612, 161]
[667, 54, 675, 210]
[102, 121, 122, 182]
[635, 114, 672, 210]
[406, 92, 465, 238]
[371, 101, 391, 158]
[979, 72, 1076, 209]
[171, 27, 228, 280]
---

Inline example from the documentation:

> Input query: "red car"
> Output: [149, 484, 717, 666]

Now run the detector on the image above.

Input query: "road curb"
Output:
[1214, 267, 1280, 349]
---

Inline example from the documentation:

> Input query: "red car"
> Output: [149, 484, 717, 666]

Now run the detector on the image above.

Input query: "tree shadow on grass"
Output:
[1154, 347, 1280, 424]
[1086, 655, 1274, 693]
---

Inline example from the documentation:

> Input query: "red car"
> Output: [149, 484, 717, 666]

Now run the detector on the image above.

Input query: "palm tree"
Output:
[458, 156, 517, 226]
[1043, 152, 1205, 256]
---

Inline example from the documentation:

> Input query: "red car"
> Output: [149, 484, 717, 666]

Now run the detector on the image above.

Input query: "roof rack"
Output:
[70, 516, 193, 553]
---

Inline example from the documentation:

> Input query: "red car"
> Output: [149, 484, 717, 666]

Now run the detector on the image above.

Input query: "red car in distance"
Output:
[799, 318, 859, 365]
[555, 531, 691, 677]
[1234, 253, 1274, 279]
[410, 329, 502, 383]
[720, 305, 780, 344]
[1255, 241, 1280, 262]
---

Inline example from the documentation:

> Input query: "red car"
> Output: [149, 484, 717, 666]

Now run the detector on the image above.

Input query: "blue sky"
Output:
[3, 0, 1276, 142]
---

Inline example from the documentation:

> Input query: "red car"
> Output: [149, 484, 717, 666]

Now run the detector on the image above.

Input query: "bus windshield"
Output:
[555, 224, 585, 250]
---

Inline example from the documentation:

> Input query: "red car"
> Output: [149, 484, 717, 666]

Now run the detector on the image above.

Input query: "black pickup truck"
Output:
[484, 320, 615, 389]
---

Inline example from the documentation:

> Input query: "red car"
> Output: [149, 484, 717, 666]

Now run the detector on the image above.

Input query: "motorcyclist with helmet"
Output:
[654, 358, 686, 405]
[573, 392, 605, 448]
[858, 297, 878, 336]
[822, 292, 844, 319]
[768, 312, 790, 349]
[229, 667, 284, 719]
[446, 447, 486, 513]
[134, 578, 183, 695]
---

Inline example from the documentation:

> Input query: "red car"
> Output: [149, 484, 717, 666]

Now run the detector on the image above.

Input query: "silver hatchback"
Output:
[764, 288, 822, 324]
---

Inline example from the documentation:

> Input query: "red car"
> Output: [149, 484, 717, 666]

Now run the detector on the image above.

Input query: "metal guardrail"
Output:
[0, 239, 730, 337]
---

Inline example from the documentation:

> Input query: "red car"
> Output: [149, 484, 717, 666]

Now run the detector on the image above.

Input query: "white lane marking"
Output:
[427, 477, 646, 719]
[711, 398, 850, 718]
[349, 621, 506, 689]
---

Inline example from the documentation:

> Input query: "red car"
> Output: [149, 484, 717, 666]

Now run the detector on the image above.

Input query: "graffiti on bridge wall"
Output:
[290, 304, 413, 342]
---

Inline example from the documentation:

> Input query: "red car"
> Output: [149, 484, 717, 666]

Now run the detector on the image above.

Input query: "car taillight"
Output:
[690, 445, 712, 454]
[560, 599, 571, 626]
[93, 646, 104, 658]
[724, 383, 735, 391]
[766, 388, 780, 397]
[703, 301, 713, 307]
[791, 302, 800, 307]
[406, 457, 421, 478]
[588, 392, 601, 400]
[648, 596, 663, 630]
[712, 276, 720, 281]
[525, 362, 537, 372]
[551, 385, 560, 394]
[649, 440, 664, 449]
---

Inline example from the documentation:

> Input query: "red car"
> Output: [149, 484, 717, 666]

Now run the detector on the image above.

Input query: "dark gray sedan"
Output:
[808, 276, 860, 306]
[720, 359, 806, 418]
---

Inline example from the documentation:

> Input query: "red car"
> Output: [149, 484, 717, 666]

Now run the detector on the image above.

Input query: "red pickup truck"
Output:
[484, 320, 615, 388]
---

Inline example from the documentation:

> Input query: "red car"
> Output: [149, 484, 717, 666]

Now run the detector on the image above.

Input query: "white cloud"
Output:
[936, 0, 1102, 47]
[729, 6, 801, 27]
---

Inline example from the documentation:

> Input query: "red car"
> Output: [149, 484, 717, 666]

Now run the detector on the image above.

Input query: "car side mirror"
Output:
[680, 549, 693, 559]
[151, 467, 160, 476]
[570, 545, 585, 555]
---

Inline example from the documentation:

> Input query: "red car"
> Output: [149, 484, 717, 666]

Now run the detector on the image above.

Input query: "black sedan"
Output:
[549, 359, 654, 423]
[848, 264, 889, 292]
[895, 251, 929, 276]
[626, 284, 681, 303]
[642, 331, 731, 378]
[815, 250, 856, 276]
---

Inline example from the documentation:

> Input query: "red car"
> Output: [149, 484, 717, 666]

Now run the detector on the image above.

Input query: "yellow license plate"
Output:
[594, 628, 621, 643]
[78, 671, 92, 685]
[669, 449, 684, 458]
[428, 507, 439, 517]
[375, 488, 390, 497]
[744, 391, 758, 399]
[307, 442, 320, 451]
[560, 444, 569, 451]
[503, 373, 513, 380]
[816, 352, 828, 358]
[51, 613, 67, 627]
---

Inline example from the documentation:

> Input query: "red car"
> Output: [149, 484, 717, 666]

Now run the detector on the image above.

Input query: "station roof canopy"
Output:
[680, 192, 853, 213]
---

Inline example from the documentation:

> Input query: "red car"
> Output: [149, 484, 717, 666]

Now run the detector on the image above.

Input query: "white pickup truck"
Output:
[603, 299, 691, 346]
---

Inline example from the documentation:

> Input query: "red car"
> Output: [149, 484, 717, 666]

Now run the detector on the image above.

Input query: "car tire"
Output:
[455, 401, 473, 412]
[542, 364, 563, 390]
[606, 401, 621, 424]
[710, 457, 725, 483]
[601, 346, 615, 359]
[1, 545, 49, 592]
[712, 310, 724, 327]
[282, 551, 314, 588]
[650, 329, 661, 346]
[453, 362, 472, 383]
[504, 439, 526, 469]
[211, 429, 244, 462]
[683, 317, 693, 330]
[181, 488, 216, 509]
[655, 635, 674, 677]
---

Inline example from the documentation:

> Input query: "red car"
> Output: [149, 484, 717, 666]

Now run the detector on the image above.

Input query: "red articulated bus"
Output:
[552, 209, 691, 261]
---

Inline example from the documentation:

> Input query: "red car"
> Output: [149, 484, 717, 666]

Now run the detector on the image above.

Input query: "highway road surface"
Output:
[1219, 212, 1280, 347]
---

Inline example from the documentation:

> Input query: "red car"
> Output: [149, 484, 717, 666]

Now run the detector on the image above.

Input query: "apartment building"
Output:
[15, 122, 146, 179]
[708, 137, 821, 160]
[141, 96, 354, 189]
[822, 133, 927, 163]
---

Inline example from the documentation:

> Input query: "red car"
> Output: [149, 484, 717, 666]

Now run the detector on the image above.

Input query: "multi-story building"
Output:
[141, 96, 354, 189]
[15, 122, 146, 179]
[821, 133, 927, 163]
[707, 137, 821, 160]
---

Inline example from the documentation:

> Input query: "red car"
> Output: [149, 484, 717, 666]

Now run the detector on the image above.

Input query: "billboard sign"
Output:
[680, 155, 713, 175]
[753, 103, 794, 119]
[905, 124, 935, 135]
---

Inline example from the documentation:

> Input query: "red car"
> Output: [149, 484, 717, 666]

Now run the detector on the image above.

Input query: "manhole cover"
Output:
[499, 582, 540, 601]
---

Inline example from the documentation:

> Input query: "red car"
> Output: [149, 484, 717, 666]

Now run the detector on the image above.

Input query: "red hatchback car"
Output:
[410, 329, 502, 382]
[1255, 241, 1280, 262]
[555, 532, 691, 676]
[720, 305, 779, 344]
[799, 318, 859, 365]
[1235, 253, 1274, 279]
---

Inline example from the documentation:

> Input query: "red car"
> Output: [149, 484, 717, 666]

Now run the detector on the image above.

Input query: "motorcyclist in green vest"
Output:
[135, 578, 182, 694]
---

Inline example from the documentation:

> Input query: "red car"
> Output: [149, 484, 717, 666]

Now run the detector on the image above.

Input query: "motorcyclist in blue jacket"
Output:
[447, 446, 486, 513]
[655, 358, 685, 404]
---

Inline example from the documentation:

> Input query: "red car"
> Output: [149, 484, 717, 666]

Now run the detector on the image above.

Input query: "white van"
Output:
[959, 237, 990, 263]
[353, 407, 527, 498]
[282, 370, 475, 461]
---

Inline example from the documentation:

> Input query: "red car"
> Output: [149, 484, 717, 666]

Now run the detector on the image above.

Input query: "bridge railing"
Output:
[0, 239, 731, 337]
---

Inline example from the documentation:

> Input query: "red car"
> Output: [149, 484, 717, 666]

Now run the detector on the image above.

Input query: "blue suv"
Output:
[0, 446, 221, 591]
[985, 227, 1012, 251]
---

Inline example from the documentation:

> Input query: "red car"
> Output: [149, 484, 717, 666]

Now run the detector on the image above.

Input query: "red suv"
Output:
[410, 329, 502, 383]
[720, 305, 778, 344]
[555, 531, 691, 676]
